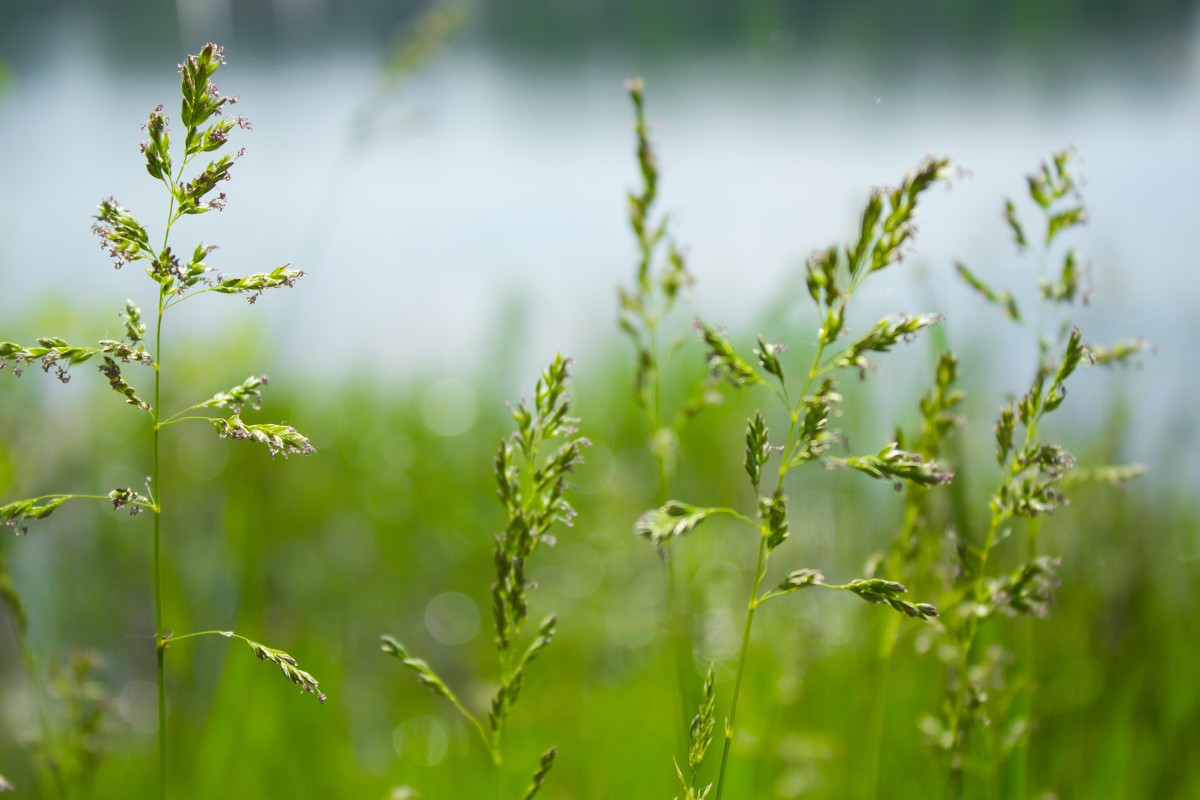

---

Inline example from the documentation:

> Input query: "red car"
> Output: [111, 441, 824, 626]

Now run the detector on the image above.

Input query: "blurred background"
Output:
[0, 1, 1197, 798]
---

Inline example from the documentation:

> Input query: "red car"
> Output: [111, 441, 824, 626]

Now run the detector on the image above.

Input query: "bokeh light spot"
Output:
[425, 591, 480, 645]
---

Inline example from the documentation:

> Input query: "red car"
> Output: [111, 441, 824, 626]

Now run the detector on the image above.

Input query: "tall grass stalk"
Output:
[863, 347, 964, 800]
[932, 150, 1146, 799]
[382, 354, 586, 800]
[618, 78, 720, 753]
[1, 43, 322, 799]
[636, 157, 956, 800]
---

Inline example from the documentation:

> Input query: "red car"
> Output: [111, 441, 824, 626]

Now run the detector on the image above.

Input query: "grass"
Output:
[0, 46, 1193, 800]
[381, 353, 586, 799]
[0, 324, 1191, 798]
[1, 44, 319, 800]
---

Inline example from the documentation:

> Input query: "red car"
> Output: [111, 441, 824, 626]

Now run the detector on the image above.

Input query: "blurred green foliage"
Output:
[0, 0, 1191, 66]
[479, 0, 1192, 58]
[0, 294, 1196, 798]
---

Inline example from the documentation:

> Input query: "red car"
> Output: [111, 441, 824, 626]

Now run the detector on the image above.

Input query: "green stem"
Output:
[946, 511, 1006, 799]
[948, 398, 1044, 795]
[159, 415, 217, 427]
[4, 494, 156, 518]
[445, 698, 491, 758]
[714, 530, 769, 800]
[153, 289, 166, 800]
[777, 340, 828, 489]
[160, 284, 219, 311]
[660, 547, 691, 758]
[862, 613, 901, 800]
[151, 146, 187, 800]
[1008, 517, 1041, 799]
[860, 489, 923, 800]
[646, 304, 695, 756]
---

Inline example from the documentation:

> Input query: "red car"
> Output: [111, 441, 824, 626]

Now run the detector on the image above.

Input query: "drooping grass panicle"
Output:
[160, 630, 325, 704]
[197, 375, 269, 412]
[840, 578, 939, 621]
[832, 313, 944, 378]
[209, 265, 307, 305]
[243, 639, 326, 703]
[838, 443, 955, 490]
[1, 335, 152, 383]
[209, 414, 316, 459]
[380, 635, 462, 706]
[2, 491, 154, 536]
[1, 497, 68, 534]
[634, 501, 719, 546]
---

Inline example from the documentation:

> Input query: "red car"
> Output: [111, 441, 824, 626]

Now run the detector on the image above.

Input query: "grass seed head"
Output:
[247, 640, 325, 703]
[694, 319, 762, 388]
[519, 747, 557, 800]
[634, 501, 716, 544]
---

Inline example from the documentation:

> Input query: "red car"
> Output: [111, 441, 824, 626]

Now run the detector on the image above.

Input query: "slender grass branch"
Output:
[158, 414, 219, 427]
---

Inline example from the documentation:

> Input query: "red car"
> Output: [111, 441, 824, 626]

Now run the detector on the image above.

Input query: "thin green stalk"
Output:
[158, 415, 216, 427]
[714, 336, 825, 800]
[948, 402, 1047, 796]
[945, 512, 1004, 800]
[1008, 618, 1032, 798]
[714, 530, 769, 800]
[661, 550, 691, 756]
[153, 288, 166, 800]
[649, 157, 953, 800]
[862, 496, 922, 800]
[776, 341, 827, 492]
[151, 137, 186, 800]
[646, 282, 694, 754]
[862, 612, 901, 800]
[654, 431, 693, 759]
[1007, 516, 1041, 799]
